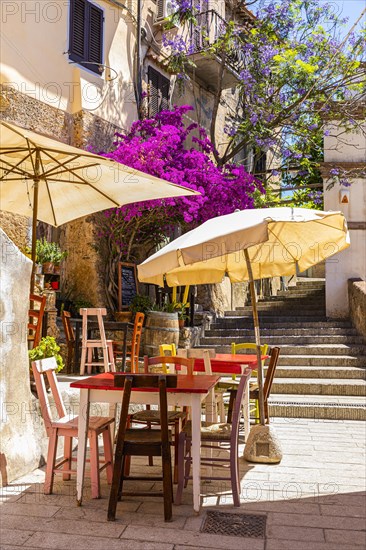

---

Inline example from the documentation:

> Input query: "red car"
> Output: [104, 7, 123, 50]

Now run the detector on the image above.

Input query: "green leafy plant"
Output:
[29, 336, 64, 373]
[150, 301, 178, 314]
[173, 301, 189, 321]
[35, 239, 67, 265]
[129, 294, 153, 316]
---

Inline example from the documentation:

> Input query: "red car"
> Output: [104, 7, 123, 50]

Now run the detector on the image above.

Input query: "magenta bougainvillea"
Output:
[103, 105, 262, 226]
[96, 105, 263, 309]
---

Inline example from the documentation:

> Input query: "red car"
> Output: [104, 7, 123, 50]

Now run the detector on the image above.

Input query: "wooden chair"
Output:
[175, 368, 252, 507]
[80, 308, 115, 375]
[28, 293, 47, 349]
[231, 342, 269, 373]
[130, 355, 194, 483]
[158, 343, 177, 373]
[32, 357, 114, 498]
[113, 312, 144, 373]
[107, 373, 177, 522]
[61, 311, 75, 373]
[249, 346, 280, 424]
[227, 347, 280, 424]
[177, 348, 225, 422]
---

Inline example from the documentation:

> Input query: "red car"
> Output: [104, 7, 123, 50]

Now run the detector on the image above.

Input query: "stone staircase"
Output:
[200, 279, 366, 420]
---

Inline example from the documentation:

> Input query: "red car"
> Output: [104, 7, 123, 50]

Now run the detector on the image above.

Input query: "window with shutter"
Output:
[69, 0, 104, 75]
[148, 67, 170, 117]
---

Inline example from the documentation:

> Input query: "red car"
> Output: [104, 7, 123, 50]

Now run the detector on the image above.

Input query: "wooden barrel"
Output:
[144, 311, 179, 357]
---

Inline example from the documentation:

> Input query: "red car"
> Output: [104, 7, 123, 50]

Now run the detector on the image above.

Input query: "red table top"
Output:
[193, 354, 268, 374]
[70, 373, 220, 394]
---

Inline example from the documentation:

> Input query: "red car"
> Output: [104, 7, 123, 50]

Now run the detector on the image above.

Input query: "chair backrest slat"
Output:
[231, 342, 268, 356]
[114, 373, 177, 453]
[62, 311, 75, 344]
[28, 293, 47, 349]
[130, 312, 145, 373]
[177, 348, 213, 374]
[32, 357, 67, 433]
[144, 355, 194, 376]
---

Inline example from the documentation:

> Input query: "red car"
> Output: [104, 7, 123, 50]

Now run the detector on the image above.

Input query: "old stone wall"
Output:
[348, 278, 366, 339]
[0, 88, 124, 309]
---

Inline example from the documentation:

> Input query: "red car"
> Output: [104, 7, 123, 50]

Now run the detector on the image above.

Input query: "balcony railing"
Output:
[187, 10, 245, 76]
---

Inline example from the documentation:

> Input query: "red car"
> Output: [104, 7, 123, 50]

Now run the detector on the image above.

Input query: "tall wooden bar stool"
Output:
[80, 308, 115, 375]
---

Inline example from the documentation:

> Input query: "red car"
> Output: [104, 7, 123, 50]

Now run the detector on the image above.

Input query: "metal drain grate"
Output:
[200, 511, 266, 538]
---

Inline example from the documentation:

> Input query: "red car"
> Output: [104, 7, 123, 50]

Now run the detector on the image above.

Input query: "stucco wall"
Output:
[323, 117, 366, 318]
[1, 0, 138, 128]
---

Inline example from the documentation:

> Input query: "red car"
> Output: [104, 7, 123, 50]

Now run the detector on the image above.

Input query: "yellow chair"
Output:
[159, 343, 177, 373]
[231, 342, 269, 422]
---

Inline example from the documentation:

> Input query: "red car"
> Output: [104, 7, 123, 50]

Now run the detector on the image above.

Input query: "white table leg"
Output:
[190, 396, 201, 514]
[76, 388, 90, 505]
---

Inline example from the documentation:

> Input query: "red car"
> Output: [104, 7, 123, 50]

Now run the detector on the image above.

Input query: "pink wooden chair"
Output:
[175, 368, 252, 507]
[32, 357, 114, 498]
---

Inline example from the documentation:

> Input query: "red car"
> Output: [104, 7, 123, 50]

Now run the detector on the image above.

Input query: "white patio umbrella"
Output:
[0, 121, 199, 289]
[138, 207, 350, 429]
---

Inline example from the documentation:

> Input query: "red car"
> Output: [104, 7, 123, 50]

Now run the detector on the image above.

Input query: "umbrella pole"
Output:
[30, 151, 40, 293]
[244, 249, 265, 426]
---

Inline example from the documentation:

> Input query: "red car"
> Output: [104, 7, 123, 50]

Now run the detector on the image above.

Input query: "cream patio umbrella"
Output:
[0, 121, 199, 289]
[138, 207, 350, 454]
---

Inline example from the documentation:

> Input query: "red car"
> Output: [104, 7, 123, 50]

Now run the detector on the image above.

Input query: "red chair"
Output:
[32, 357, 114, 498]
[28, 293, 47, 349]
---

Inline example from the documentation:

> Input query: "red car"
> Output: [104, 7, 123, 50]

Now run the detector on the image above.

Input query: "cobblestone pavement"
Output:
[1, 418, 365, 550]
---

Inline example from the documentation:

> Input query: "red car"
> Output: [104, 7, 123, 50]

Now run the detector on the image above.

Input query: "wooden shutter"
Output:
[156, 0, 165, 20]
[69, 0, 86, 64]
[88, 4, 104, 73]
[148, 67, 170, 117]
[69, 0, 103, 74]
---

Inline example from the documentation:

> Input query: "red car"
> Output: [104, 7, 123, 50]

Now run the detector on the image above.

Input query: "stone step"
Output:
[267, 394, 366, 420]
[203, 334, 364, 344]
[277, 355, 366, 367]
[258, 296, 325, 303]
[213, 320, 354, 329]
[276, 290, 324, 298]
[236, 302, 325, 312]
[271, 378, 366, 396]
[224, 312, 327, 320]
[295, 279, 326, 287]
[273, 365, 366, 380]
[269, 344, 366, 356]
[207, 327, 359, 337]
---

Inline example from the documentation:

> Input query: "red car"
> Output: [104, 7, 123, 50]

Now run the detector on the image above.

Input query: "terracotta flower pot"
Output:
[42, 262, 54, 274]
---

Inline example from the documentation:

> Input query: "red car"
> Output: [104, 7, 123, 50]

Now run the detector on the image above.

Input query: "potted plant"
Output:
[29, 336, 64, 391]
[52, 244, 67, 275]
[173, 302, 189, 328]
[29, 336, 64, 372]
[35, 238, 55, 274]
[123, 294, 154, 322]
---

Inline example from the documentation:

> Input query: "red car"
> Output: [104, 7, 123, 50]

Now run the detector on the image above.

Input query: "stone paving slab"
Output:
[0, 418, 365, 550]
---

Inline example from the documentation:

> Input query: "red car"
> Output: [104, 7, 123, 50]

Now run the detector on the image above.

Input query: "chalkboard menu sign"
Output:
[118, 262, 138, 310]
